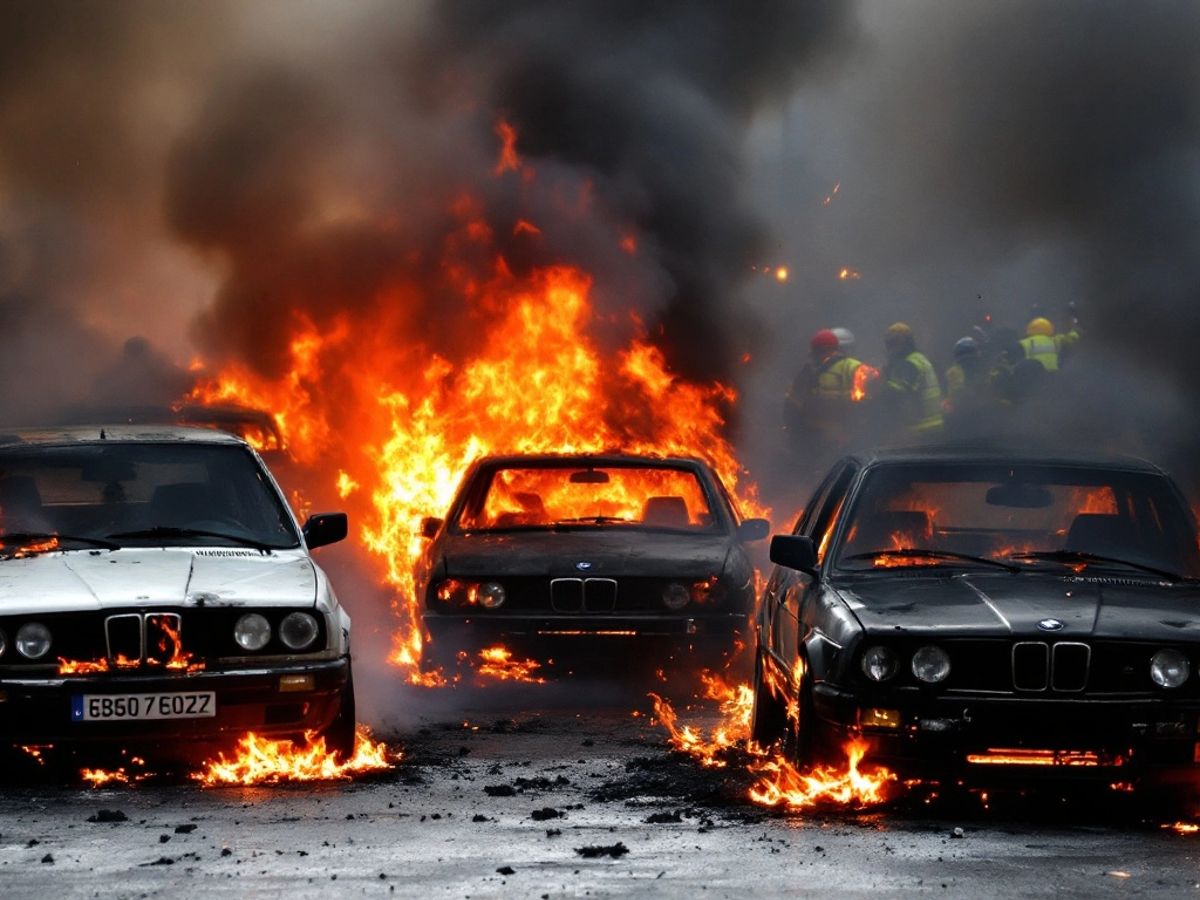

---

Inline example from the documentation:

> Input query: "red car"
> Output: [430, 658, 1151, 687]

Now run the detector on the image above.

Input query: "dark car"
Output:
[416, 453, 770, 670]
[0, 426, 354, 761]
[751, 448, 1200, 791]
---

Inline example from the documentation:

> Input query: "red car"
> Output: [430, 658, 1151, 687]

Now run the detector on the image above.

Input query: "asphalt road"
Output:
[2, 677, 1198, 899]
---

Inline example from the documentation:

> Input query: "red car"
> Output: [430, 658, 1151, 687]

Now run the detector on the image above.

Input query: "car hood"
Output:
[0, 548, 316, 615]
[836, 571, 1200, 641]
[439, 530, 732, 578]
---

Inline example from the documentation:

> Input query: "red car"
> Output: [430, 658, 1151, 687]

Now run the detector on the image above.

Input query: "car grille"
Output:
[1012, 641, 1090, 692]
[105, 612, 185, 665]
[550, 578, 618, 613]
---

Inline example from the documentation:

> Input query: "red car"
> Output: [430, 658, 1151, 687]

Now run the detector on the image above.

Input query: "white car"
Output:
[0, 426, 353, 760]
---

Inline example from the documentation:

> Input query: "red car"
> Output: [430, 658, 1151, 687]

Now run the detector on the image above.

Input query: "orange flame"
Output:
[747, 739, 894, 809]
[474, 645, 546, 684]
[838, 267, 861, 281]
[648, 672, 754, 768]
[81, 768, 133, 787]
[184, 124, 768, 685]
[851, 363, 880, 402]
[193, 726, 394, 786]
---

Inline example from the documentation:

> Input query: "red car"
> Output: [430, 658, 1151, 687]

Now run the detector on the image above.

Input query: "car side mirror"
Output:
[303, 512, 348, 549]
[770, 534, 818, 577]
[737, 518, 770, 542]
[420, 516, 443, 539]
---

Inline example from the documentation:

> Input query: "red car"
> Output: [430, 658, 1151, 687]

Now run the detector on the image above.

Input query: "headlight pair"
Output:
[436, 580, 506, 610]
[861, 644, 951, 684]
[234, 612, 320, 652]
[662, 578, 725, 611]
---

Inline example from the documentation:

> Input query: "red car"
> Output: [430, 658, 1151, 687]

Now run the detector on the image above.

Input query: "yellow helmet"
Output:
[885, 322, 912, 341]
[1026, 317, 1054, 337]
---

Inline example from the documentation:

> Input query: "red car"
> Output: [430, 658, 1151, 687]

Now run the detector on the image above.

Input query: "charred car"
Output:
[417, 453, 769, 669]
[0, 426, 353, 759]
[752, 449, 1200, 790]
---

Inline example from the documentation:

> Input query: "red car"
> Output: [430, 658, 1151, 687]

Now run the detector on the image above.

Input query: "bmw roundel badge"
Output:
[575, 561, 593, 571]
[1037, 618, 1065, 632]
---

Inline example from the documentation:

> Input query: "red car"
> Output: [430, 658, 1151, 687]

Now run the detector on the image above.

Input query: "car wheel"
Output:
[323, 665, 357, 760]
[749, 648, 788, 751]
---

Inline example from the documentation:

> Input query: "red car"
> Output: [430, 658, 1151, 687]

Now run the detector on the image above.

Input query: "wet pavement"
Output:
[2, 679, 1199, 898]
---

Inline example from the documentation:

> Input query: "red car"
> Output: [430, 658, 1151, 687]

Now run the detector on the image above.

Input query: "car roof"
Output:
[845, 444, 1166, 475]
[472, 452, 711, 469]
[0, 425, 248, 448]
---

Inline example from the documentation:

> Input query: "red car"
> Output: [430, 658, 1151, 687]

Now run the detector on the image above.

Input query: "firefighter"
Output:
[1019, 316, 1081, 372]
[783, 329, 864, 453]
[881, 322, 943, 436]
[942, 336, 991, 435]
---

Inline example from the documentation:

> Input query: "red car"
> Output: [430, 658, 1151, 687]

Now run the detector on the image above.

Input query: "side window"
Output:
[810, 466, 859, 564]
[794, 468, 841, 536]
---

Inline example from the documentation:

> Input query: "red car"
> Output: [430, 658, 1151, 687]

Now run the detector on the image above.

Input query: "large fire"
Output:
[194, 726, 393, 786]
[183, 121, 767, 685]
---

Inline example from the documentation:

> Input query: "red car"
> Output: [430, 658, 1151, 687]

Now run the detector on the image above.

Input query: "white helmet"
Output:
[831, 327, 855, 351]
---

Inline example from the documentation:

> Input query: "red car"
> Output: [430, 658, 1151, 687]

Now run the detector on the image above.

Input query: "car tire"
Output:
[749, 649, 788, 751]
[323, 664, 357, 760]
[787, 664, 816, 766]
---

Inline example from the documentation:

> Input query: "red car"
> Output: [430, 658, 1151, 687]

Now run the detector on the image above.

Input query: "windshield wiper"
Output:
[553, 517, 634, 526]
[106, 527, 284, 552]
[1006, 550, 1192, 582]
[0, 532, 119, 551]
[843, 548, 1020, 573]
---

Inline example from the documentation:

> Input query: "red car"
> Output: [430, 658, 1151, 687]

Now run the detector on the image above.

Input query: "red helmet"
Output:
[810, 329, 839, 353]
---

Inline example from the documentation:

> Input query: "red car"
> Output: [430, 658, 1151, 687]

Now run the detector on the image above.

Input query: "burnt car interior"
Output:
[835, 464, 1200, 579]
[456, 463, 721, 533]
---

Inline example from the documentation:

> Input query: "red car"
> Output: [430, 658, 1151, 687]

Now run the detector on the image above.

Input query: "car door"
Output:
[763, 465, 843, 683]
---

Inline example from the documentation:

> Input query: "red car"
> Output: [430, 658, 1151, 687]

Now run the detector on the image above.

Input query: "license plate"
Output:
[71, 692, 216, 722]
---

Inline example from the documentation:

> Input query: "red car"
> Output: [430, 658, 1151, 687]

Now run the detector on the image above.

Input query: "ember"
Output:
[194, 726, 394, 786]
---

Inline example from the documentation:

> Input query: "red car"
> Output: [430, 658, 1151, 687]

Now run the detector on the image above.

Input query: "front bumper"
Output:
[814, 683, 1200, 783]
[0, 657, 349, 752]
[424, 613, 746, 665]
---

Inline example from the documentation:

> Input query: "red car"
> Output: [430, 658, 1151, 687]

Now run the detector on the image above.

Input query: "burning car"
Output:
[416, 453, 769, 671]
[0, 426, 354, 760]
[752, 448, 1200, 791]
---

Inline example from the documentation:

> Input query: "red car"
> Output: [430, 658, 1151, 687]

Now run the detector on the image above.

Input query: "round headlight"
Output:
[478, 582, 506, 610]
[279, 612, 320, 650]
[16, 622, 51, 660]
[234, 613, 272, 651]
[911, 645, 951, 684]
[662, 583, 690, 611]
[1150, 649, 1190, 689]
[861, 645, 897, 682]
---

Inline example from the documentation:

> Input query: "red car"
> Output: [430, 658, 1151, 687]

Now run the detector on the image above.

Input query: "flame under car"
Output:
[752, 449, 1200, 795]
[0, 426, 354, 762]
[416, 454, 768, 672]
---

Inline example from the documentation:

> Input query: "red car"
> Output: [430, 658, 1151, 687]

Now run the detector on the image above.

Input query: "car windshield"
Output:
[0, 442, 299, 551]
[455, 464, 719, 533]
[834, 462, 1200, 579]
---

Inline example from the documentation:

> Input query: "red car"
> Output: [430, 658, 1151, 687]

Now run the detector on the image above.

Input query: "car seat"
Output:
[642, 496, 690, 528]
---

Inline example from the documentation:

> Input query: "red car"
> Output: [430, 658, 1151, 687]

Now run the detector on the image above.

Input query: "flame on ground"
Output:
[747, 739, 895, 809]
[650, 673, 895, 810]
[193, 726, 394, 786]
[474, 645, 546, 684]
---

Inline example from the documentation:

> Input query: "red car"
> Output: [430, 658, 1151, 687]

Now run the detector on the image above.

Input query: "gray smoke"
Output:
[742, 0, 1200, 501]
